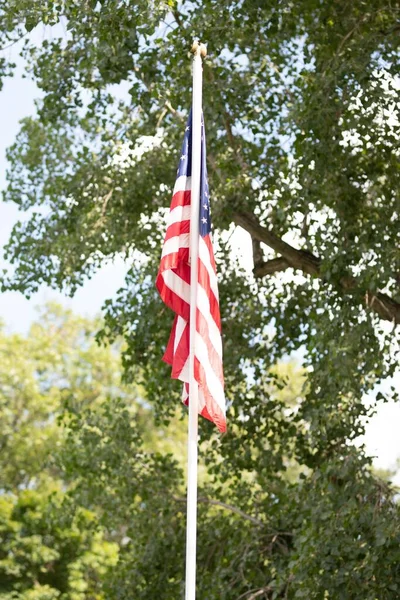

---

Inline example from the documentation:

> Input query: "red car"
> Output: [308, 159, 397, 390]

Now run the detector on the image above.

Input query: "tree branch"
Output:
[0, 31, 29, 52]
[174, 495, 295, 540]
[197, 497, 265, 526]
[172, 9, 183, 28]
[237, 587, 273, 600]
[252, 238, 264, 271]
[174, 495, 264, 526]
[234, 211, 321, 276]
[254, 257, 290, 277]
[234, 211, 400, 325]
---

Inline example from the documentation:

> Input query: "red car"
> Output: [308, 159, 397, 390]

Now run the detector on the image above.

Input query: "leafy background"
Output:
[0, 2, 400, 599]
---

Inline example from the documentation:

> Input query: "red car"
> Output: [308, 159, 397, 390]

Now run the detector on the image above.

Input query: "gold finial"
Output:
[191, 40, 207, 58]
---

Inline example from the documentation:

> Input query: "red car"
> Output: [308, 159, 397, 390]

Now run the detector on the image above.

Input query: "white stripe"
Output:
[182, 384, 189, 402]
[161, 270, 190, 304]
[180, 374, 217, 417]
[175, 316, 189, 381]
[174, 316, 187, 353]
[161, 233, 190, 258]
[197, 388, 206, 412]
[197, 284, 223, 358]
[180, 381, 214, 416]
[195, 332, 225, 414]
[167, 205, 191, 227]
[198, 236, 219, 300]
[181, 381, 205, 409]
[173, 175, 192, 196]
[179, 357, 190, 382]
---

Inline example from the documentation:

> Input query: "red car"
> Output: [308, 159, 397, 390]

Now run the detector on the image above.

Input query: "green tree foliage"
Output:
[0, 304, 194, 599]
[0, 303, 130, 491]
[0, 306, 125, 599]
[1, 2, 400, 598]
[0, 490, 118, 600]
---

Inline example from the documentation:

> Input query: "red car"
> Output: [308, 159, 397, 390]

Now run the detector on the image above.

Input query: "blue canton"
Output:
[177, 110, 211, 238]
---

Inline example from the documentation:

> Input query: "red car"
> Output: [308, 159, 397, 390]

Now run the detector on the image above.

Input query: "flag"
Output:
[156, 110, 226, 433]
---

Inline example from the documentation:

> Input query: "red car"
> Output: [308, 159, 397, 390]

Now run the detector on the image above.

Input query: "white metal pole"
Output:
[185, 43, 203, 600]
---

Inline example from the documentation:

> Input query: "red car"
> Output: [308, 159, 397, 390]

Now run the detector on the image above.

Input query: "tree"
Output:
[0, 489, 118, 600]
[0, 303, 132, 491]
[0, 304, 192, 599]
[1, 1, 400, 598]
[0, 306, 125, 599]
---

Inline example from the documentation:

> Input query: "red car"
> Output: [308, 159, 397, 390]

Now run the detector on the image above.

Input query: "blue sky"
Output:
[0, 30, 129, 333]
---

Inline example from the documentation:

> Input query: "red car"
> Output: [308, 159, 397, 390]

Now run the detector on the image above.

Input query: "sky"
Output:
[0, 26, 399, 484]
[0, 27, 130, 333]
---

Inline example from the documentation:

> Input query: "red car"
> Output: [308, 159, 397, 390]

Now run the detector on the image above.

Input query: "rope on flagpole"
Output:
[185, 39, 205, 600]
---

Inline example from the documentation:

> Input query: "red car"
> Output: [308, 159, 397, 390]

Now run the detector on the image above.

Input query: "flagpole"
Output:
[185, 40, 205, 600]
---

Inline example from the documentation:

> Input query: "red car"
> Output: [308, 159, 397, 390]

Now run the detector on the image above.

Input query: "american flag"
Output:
[156, 111, 226, 433]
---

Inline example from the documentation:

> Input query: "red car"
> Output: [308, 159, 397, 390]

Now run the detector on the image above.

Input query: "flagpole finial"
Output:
[191, 40, 207, 58]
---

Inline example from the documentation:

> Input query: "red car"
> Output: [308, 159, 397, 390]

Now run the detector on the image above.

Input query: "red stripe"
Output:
[171, 320, 189, 378]
[157, 255, 224, 422]
[202, 234, 217, 273]
[182, 380, 226, 434]
[165, 220, 190, 242]
[196, 309, 224, 383]
[170, 189, 191, 210]
[155, 274, 190, 321]
[165, 309, 223, 389]
[158, 248, 190, 274]
[158, 259, 221, 344]
[165, 310, 224, 429]
[195, 358, 226, 433]
[156, 147, 225, 432]
[197, 259, 221, 331]
[200, 404, 226, 433]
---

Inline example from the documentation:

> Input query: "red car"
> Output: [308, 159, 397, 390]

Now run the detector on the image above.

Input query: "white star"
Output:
[203, 203, 209, 210]
[186, 126, 190, 131]
[180, 154, 186, 161]
[201, 217, 207, 224]
[204, 191, 208, 197]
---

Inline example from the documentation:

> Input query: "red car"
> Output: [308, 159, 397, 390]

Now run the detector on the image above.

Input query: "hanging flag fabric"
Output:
[156, 111, 226, 433]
